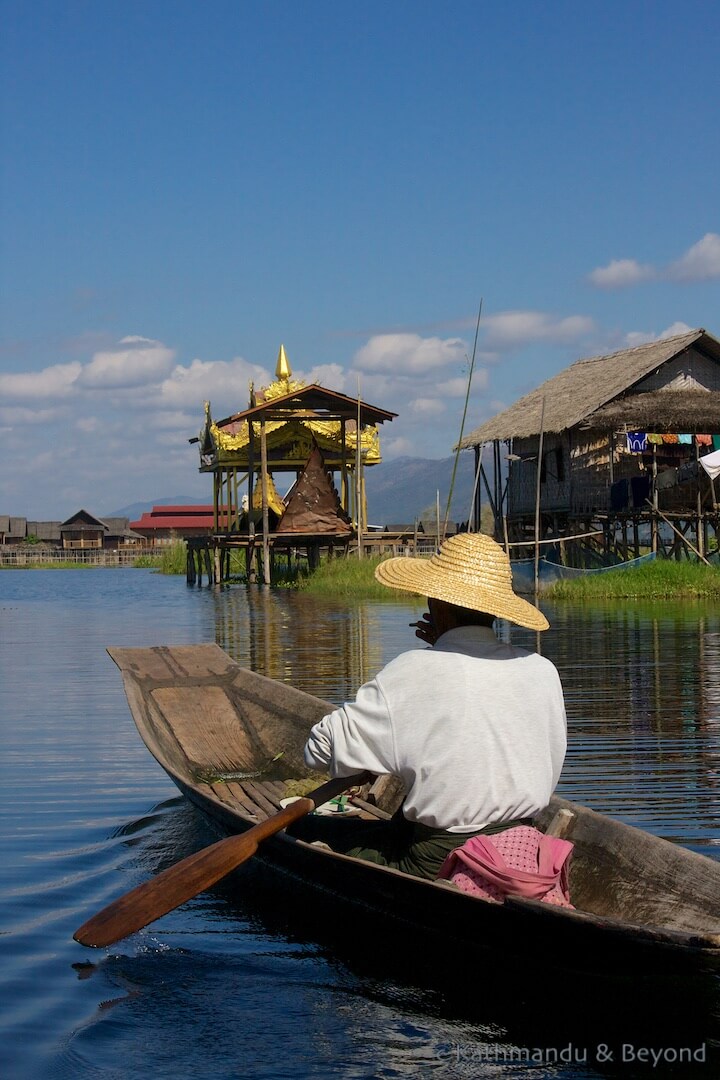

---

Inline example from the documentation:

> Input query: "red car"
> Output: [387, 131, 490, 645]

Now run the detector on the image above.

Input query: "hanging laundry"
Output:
[700, 449, 720, 480]
[626, 431, 647, 452]
[656, 468, 677, 491]
[678, 434, 693, 444]
[610, 478, 629, 510]
[661, 433, 679, 444]
[631, 475, 651, 507]
[677, 460, 699, 484]
[647, 433, 663, 445]
[696, 434, 712, 446]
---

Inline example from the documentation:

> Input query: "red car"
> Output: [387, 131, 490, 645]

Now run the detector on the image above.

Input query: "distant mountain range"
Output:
[108, 455, 479, 528]
[364, 454, 477, 527]
[106, 495, 207, 521]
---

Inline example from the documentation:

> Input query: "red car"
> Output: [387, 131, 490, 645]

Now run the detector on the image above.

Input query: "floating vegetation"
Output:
[545, 559, 720, 600]
[293, 554, 409, 600]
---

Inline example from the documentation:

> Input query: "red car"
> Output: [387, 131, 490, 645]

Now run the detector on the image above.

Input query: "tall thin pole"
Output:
[534, 396, 547, 600]
[356, 379, 363, 559]
[469, 442, 484, 531]
[444, 298, 483, 533]
[260, 418, 270, 585]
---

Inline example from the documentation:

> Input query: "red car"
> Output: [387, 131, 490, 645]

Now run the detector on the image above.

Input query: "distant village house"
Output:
[460, 328, 720, 562]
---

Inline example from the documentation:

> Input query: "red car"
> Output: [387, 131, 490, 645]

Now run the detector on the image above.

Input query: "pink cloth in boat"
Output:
[436, 825, 574, 908]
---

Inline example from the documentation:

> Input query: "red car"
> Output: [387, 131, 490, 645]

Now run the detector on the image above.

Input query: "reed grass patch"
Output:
[133, 542, 187, 574]
[545, 559, 720, 600]
[294, 554, 409, 600]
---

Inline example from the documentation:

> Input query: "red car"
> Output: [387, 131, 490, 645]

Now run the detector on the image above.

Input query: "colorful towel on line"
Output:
[436, 825, 574, 907]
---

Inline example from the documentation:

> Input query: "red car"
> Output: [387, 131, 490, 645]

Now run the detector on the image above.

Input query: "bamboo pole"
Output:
[247, 432, 255, 543]
[444, 298, 482, 534]
[534, 397, 546, 600]
[356, 384, 363, 559]
[340, 418, 348, 511]
[260, 419, 271, 585]
[696, 438, 705, 557]
[645, 500, 711, 565]
[651, 443, 658, 553]
[469, 442, 484, 531]
[479, 460, 497, 520]
[505, 529, 603, 548]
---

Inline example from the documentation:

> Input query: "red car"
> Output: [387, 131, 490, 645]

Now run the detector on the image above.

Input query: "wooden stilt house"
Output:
[459, 328, 720, 564]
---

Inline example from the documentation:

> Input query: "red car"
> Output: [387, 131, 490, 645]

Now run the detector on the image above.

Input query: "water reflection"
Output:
[4, 571, 720, 1080]
[209, 587, 720, 850]
[212, 586, 421, 702]
[534, 602, 720, 846]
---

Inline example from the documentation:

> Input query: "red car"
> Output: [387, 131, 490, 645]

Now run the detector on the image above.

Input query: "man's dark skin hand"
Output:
[410, 597, 495, 645]
[409, 597, 454, 645]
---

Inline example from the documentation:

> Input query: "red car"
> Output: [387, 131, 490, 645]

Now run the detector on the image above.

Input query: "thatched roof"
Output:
[26, 520, 61, 541]
[589, 388, 720, 431]
[459, 328, 720, 445]
[0, 516, 27, 538]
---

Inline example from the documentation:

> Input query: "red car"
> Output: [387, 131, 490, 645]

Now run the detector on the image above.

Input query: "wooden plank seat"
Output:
[204, 777, 389, 826]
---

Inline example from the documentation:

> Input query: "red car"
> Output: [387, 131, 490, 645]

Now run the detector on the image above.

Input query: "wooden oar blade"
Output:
[74, 831, 260, 948]
[73, 772, 371, 949]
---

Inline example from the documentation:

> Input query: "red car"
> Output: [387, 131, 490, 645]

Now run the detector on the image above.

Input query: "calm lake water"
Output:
[2, 569, 720, 1079]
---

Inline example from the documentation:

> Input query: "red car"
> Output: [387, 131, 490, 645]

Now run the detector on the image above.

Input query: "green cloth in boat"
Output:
[293, 811, 532, 880]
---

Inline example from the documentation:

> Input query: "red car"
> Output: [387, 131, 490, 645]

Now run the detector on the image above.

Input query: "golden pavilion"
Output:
[192, 346, 397, 566]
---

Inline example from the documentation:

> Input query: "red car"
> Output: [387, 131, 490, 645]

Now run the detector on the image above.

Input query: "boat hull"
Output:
[107, 643, 720, 975]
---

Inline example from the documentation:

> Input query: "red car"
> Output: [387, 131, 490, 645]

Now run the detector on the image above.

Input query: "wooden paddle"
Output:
[74, 771, 371, 948]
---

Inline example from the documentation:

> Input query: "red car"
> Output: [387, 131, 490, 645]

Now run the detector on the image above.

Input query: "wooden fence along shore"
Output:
[0, 547, 162, 568]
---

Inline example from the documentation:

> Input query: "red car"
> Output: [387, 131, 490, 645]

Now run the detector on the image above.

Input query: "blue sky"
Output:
[1, 0, 719, 518]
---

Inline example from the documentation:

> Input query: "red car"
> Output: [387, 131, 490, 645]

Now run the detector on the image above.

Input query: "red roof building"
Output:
[130, 505, 218, 542]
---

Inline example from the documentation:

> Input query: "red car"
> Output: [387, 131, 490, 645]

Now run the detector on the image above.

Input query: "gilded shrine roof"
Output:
[192, 345, 396, 471]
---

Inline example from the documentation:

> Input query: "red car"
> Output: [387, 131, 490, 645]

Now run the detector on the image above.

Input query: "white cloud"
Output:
[354, 333, 467, 375]
[78, 336, 176, 389]
[409, 397, 446, 416]
[383, 436, 416, 458]
[158, 356, 271, 412]
[481, 312, 595, 350]
[588, 259, 655, 288]
[435, 370, 490, 396]
[0, 405, 60, 425]
[659, 321, 694, 339]
[148, 410, 199, 430]
[76, 416, 101, 433]
[668, 233, 720, 281]
[300, 363, 347, 389]
[589, 233, 720, 290]
[623, 321, 694, 348]
[0, 362, 81, 400]
[155, 431, 198, 448]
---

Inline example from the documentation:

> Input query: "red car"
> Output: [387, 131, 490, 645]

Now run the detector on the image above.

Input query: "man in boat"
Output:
[297, 532, 567, 881]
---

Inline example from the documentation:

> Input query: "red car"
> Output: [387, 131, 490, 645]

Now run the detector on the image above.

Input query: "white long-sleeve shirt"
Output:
[304, 625, 567, 833]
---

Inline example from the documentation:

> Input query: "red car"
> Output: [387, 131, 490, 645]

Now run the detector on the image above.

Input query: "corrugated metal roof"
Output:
[131, 512, 215, 531]
[138, 505, 217, 515]
[460, 328, 720, 445]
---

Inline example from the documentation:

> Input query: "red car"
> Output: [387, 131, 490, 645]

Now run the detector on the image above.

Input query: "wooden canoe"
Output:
[108, 643, 720, 973]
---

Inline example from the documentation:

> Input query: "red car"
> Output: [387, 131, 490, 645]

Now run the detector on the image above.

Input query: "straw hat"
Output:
[374, 532, 549, 631]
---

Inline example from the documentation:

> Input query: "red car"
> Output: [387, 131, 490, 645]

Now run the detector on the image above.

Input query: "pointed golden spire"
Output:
[276, 344, 292, 380]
